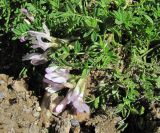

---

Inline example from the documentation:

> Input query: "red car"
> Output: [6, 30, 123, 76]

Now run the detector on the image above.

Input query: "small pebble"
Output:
[23, 108, 32, 113]
[33, 112, 40, 118]
[0, 80, 5, 84]
[0, 92, 5, 99]
[29, 123, 39, 133]
[70, 119, 80, 127]
[36, 107, 41, 112]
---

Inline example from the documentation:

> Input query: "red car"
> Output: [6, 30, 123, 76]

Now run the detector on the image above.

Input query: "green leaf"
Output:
[139, 106, 145, 115]
[143, 14, 153, 24]
[91, 31, 98, 42]
[84, 18, 97, 28]
[156, 77, 160, 88]
[13, 29, 21, 35]
[74, 41, 81, 54]
[94, 97, 100, 109]
[83, 29, 93, 37]
[117, 122, 128, 131]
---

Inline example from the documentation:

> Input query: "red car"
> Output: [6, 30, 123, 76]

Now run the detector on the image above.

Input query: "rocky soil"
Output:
[0, 74, 120, 133]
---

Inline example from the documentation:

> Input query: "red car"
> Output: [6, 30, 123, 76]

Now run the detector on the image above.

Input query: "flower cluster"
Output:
[21, 9, 69, 65]
[21, 18, 90, 115]
[22, 22, 53, 65]
[22, 21, 68, 65]
[43, 66, 90, 114]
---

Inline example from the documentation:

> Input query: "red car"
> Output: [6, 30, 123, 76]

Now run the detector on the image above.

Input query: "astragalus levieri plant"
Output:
[21, 21, 90, 114]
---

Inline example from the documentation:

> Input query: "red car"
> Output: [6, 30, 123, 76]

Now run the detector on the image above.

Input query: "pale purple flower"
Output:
[21, 8, 28, 14]
[55, 87, 90, 114]
[43, 66, 70, 93]
[72, 94, 90, 113]
[55, 89, 79, 113]
[28, 23, 56, 51]
[21, 8, 34, 22]
[43, 78, 64, 93]
[59, 77, 90, 114]
[22, 53, 47, 65]
[44, 66, 69, 84]
[20, 36, 26, 42]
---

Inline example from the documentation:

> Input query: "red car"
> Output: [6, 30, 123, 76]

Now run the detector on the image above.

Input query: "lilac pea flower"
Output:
[72, 94, 90, 113]
[28, 23, 55, 51]
[55, 88, 90, 114]
[43, 78, 64, 93]
[43, 66, 70, 93]
[55, 77, 90, 114]
[22, 53, 47, 65]
[21, 8, 28, 14]
[44, 66, 69, 84]
[21, 8, 34, 22]
[55, 89, 79, 113]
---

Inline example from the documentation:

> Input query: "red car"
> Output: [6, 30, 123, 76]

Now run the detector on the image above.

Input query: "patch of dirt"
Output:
[0, 74, 47, 133]
[85, 109, 121, 133]
[0, 74, 121, 133]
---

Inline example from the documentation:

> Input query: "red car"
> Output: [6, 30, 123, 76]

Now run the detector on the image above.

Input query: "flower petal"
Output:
[81, 103, 90, 113]
[55, 98, 69, 113]
[44, 66, 69, 84]
[31, 59, 47, 65]
[45, 66, 58, 73]
[20, 36, 26, 42]
[22, 53, 47, 65]
[22, 53, 41, 60]
[36, 36, 52, 50]
[45, 87, 62, 93]
[67, 89, 80, 102]
[73, 100, 90, 113]
[43, 78, 64, 90]
[45, 73, 60, 79]
[21, 8, 28, 15]
[52, 77, 67, 83]
[43, 23, 50, 36]
[28, 31, 46, 37]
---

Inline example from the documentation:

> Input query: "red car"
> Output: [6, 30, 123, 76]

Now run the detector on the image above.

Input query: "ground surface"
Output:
[0, 74, 46, 133]
[0, 74, 120, 133]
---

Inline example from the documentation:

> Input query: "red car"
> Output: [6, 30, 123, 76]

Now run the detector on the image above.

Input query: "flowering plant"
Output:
[21, 19, 90, 114]
[9, 1, 160, 131]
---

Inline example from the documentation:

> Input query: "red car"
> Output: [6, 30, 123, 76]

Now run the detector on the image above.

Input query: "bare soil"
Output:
[0, 74, 46, 133]
[0, 74, 120, 133]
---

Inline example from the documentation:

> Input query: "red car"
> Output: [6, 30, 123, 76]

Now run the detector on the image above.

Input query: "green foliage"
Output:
[1, 0, 160, 131]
